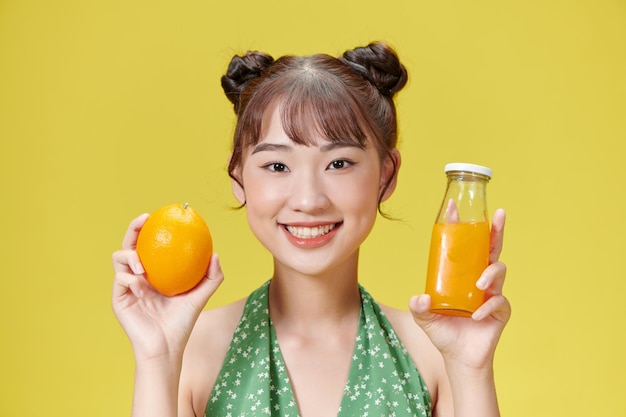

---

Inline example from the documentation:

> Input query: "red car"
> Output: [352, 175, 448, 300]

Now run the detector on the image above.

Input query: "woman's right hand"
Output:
[112, 213, 224, 362]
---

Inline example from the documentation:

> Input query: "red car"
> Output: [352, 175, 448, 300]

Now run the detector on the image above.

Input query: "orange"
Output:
[136, 203, 213, 296]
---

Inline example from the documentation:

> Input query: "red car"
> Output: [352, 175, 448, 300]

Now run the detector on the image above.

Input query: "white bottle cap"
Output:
[444, 163, 492, 178]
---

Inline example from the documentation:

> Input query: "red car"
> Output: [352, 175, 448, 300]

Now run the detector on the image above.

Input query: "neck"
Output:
[268, 251, 362, 334]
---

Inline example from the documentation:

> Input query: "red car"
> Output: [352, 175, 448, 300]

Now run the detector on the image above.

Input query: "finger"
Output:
[112, 249, 145, 275]
[121, 213, 150, 251]
[471, 294, 511, 324]
[445, 199, 460, 223]
[184, 253, 225, 306]
[489, 209, 506, 263]
[112, 271, 145, 301]
[409, 294, 431, 315]
[476, 261, 507, 294]
[408, 294, 439, 329]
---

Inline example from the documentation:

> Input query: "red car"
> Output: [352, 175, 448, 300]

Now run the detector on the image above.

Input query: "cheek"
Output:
[242, 175, 286, 216]
[330, 172, 381, 211]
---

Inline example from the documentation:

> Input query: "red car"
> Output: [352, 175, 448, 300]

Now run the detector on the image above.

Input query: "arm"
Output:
[112, 214, 224, 417]
[410, 209, 510, 417]
[131, 355, 183, 417]
[441, 359, 499, 417]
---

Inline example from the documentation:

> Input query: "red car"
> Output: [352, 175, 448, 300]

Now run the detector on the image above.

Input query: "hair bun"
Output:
[221, 51, 275, 112]
[340, 42, 408, 97]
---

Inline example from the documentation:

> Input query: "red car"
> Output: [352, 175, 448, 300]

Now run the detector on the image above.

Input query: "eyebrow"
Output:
[319, 141, 366, 151]
[251, 143, 292, 154]
[252, 141, 365, 154]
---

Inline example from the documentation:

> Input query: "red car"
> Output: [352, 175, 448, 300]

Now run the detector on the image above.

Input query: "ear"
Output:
[380, 148, 401, 202]
[231, 174, 246, 205]
[229, 153, 246, 205]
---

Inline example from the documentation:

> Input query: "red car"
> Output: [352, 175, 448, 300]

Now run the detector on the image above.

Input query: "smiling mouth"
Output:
[284, 223, 340, 239]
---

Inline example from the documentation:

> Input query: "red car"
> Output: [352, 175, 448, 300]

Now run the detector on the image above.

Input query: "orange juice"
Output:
[425, 222, 490, 317]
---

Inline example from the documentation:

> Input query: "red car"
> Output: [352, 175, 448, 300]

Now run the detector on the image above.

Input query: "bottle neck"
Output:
[437, 172, 490, 224]
[446, 171, 491, 183]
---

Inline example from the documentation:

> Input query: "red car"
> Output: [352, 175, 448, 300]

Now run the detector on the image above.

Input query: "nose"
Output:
[288, 171, 331, 213]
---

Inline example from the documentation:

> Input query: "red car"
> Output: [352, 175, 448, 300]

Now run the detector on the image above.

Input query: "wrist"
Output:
[131, 336, 187, 365]
[440, 344, 497, 374]
[134, 352, 184, 373]
[443, 355, 495, 377]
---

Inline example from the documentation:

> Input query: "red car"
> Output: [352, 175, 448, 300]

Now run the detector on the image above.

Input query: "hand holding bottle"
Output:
[412, 163, 510, 368]
[410, 208, 510, 369]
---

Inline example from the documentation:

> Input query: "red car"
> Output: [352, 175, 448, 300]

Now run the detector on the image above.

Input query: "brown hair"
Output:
[221, 41, 408, 213]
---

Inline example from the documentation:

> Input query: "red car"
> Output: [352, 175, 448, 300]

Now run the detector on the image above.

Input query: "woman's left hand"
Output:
[409, 209, 511, 369]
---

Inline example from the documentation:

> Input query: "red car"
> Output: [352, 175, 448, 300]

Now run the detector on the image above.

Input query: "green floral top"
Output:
[206, 281, 432, 417]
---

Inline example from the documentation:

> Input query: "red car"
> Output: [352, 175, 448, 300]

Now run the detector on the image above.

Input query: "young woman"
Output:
[112, 41, 510, 417]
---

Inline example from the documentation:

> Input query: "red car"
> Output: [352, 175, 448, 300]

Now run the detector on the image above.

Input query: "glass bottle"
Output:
[424, 163, 492, 317]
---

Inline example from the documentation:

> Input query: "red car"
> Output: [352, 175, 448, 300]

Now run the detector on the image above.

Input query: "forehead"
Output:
[258, 104, 293, 141]
[253, 113, 333, 157]
[254, 99, 369, 150]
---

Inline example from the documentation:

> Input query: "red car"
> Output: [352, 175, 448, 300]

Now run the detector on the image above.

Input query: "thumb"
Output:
[186, 253, 224, 308]
[408, 294, 436, 328]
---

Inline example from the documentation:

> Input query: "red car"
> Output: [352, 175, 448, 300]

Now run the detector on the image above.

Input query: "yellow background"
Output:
[1, 0, 625, 416]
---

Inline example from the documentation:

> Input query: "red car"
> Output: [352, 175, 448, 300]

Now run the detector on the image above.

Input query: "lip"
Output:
[280, 221, 342, 249]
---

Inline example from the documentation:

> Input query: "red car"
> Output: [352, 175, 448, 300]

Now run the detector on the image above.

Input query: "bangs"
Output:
[279, 80, 369, 149]
[236, 55, 377, 151]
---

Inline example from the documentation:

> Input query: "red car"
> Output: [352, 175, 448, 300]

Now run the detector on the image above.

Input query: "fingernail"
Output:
[476, 276, 488, 290]
[414, 295, 430, 313]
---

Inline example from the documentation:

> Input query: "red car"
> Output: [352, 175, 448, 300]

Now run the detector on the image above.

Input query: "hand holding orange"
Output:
[136, 203, 213, 296]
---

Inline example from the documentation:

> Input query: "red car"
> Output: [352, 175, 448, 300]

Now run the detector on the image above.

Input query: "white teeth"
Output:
[286, 223, 336, 239]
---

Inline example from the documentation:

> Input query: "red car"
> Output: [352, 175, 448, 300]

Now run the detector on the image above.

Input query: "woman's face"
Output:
[232, 105, 398, 277]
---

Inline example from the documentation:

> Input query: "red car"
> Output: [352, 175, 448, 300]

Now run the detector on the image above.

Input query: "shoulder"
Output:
[180, 298, 247, 414]
[192, 298, 248, 348]
[379, 303, 446, 405]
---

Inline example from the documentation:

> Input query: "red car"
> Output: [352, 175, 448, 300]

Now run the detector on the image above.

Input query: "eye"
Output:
[327, 159, 353, 170]
[263, 162, 289, 172]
